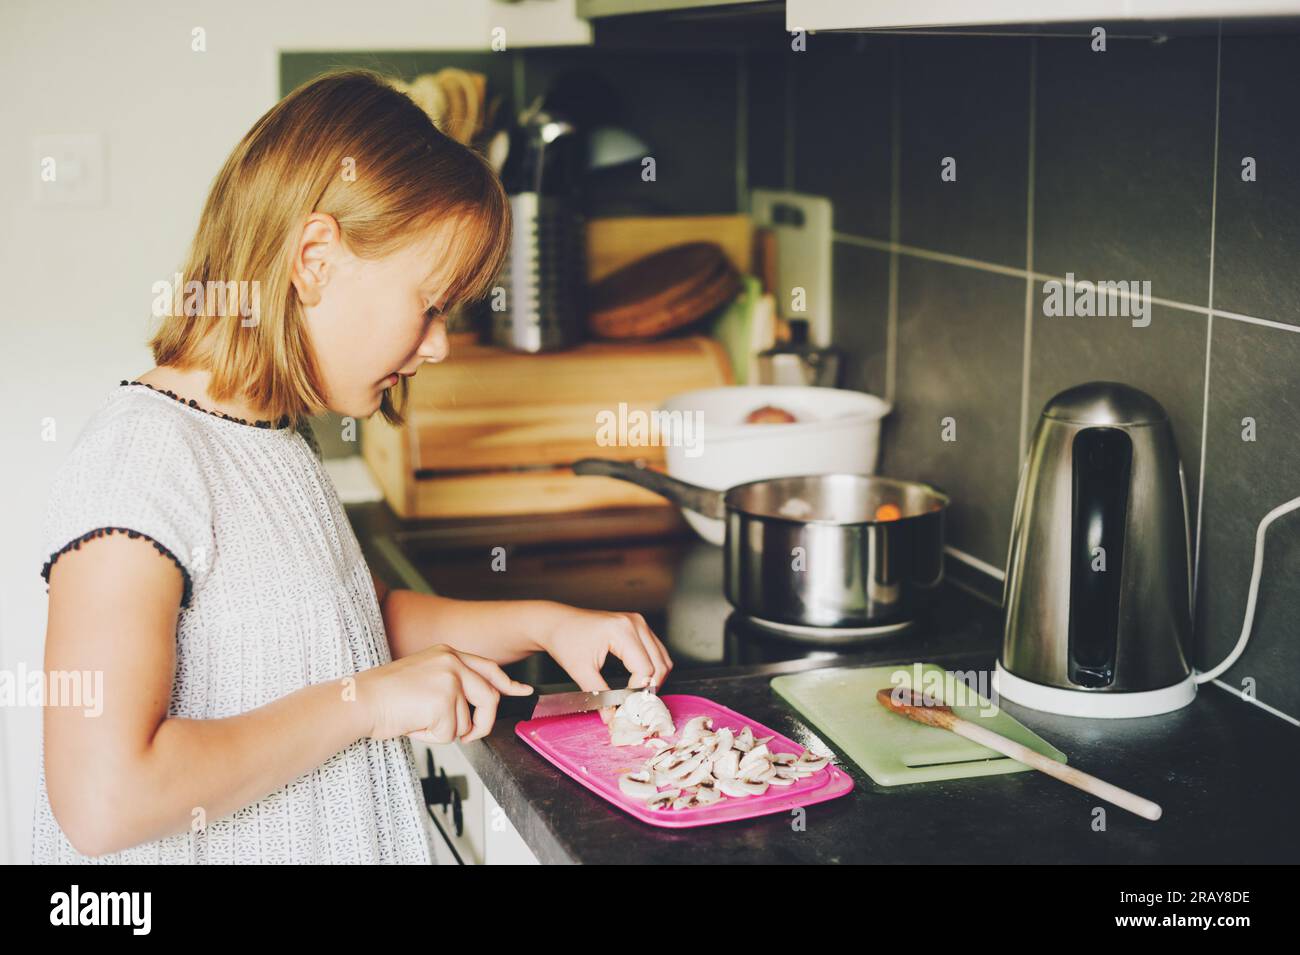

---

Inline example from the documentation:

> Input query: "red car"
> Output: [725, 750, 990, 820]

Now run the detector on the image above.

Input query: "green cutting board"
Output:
[771, 663, 1067, 786]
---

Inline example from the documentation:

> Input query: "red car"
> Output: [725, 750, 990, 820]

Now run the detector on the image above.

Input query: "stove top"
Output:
[383, 529, 1000, 689]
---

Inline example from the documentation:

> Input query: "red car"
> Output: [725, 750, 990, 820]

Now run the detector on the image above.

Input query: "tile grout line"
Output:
[1018, 38, 1038, 464]
[885, 39, 902, 406]
[838, 233, 1025, 277]
[832, 232, 1298, 334]
[1193, 23, 1222, 604]
[1206, 308, 1300, 333]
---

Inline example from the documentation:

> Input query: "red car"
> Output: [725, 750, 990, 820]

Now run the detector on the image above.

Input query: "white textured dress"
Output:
[32, 380, 438, 864]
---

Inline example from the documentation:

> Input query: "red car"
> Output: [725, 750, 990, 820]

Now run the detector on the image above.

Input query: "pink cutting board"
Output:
[515, 693, 854, 829]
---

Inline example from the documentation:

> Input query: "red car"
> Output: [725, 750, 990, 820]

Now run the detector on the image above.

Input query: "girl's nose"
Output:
[419, 316, 449, 364]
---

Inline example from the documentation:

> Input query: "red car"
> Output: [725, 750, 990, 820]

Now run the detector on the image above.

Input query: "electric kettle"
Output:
[996, 382, 1197, 717]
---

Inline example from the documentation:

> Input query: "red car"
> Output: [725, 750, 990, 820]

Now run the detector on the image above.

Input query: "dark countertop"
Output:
[460, 649, 1300, 865]
[346, 498, 1300, 865]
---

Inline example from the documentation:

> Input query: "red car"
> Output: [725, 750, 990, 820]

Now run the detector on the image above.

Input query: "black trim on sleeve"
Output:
[40, 527, 195, 609]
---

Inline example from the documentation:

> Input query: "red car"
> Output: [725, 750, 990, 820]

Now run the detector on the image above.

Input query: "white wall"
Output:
[0, 0, 587, 865]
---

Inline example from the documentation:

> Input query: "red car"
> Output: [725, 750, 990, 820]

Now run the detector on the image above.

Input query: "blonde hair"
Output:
[148, 68, 511, 428]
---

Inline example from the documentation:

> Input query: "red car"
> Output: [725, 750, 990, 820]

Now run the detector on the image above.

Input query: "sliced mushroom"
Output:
[647, 788, 681, 810]
[719, 777, 769, 798]
[664, 751, 708, 782]
[609, 690, 676, 747]
[677, 760, 715, 789]
[619, 771, 658, 800]
[712, 749, 741, 780]
[680, 715, 714, 745]
[795, 751, 830, 772]
[616, 716, 829, 810]
[739, 742, 770, 770]
[713, 727, 734, 755]
[694, 783, 723, 805]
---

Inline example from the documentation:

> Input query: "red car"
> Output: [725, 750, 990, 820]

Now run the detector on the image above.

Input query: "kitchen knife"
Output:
[497, 684, 655, 720]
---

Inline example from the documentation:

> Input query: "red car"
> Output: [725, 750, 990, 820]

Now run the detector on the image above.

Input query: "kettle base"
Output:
[993, 663, 1197, 719]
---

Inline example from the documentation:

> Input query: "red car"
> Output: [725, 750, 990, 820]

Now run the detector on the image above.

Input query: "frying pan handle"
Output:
[571, 458, 728, 520]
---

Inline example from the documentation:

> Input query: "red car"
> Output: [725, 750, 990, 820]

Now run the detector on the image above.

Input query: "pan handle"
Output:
[571, 458, 728, 520]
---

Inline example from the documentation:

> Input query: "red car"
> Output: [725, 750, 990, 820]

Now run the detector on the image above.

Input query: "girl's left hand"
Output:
[535, 604, 673, 710]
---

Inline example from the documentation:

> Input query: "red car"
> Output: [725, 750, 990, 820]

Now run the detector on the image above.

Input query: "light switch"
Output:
[32, 133, 106, 206]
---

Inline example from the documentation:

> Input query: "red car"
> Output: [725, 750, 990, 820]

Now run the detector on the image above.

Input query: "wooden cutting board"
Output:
[587, 243, 740, 340]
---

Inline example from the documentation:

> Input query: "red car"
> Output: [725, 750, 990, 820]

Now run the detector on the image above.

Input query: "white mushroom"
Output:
[739, 742, 770, 769]
[609, 718, 649, 747]
[713, 727, 734, 755]
[664, 751, 708, 783]
[671, 791, 698, 810]
[712, 749, 741, 780]
[680, 715, 714, 745]
[618, 771, 659, 800]
[795, 751, 830, 772]
[647, 788, 680, 810]
[677, 760, 716, 789]
[694, 783, 723, 805]
[648, 746, 681, 770]
[609, 690, 676, 746]
[719, 777, 769, 798]
[613, 717, 830, 811]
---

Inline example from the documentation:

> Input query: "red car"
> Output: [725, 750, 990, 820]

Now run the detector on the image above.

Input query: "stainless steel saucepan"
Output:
[572, 458, 950, 629]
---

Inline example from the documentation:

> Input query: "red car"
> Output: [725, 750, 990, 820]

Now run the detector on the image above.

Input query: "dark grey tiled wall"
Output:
[747, 30, 1300, 721]
[282, 48, 743, 220]
[282, 34, 1300, 722]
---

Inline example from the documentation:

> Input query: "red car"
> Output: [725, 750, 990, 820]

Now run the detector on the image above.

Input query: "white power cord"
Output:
[1195, 494, 1300, 685]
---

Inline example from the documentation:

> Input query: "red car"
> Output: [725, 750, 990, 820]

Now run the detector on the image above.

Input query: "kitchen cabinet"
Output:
[416, 738, 540, 864]
[788, 0, 1300, 31]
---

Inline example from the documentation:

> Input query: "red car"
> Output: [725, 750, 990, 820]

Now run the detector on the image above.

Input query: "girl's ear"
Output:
[290, 213, 342, 307]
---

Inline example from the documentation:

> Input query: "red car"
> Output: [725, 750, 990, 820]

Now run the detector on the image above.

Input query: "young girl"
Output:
[35, 69, 672, 864]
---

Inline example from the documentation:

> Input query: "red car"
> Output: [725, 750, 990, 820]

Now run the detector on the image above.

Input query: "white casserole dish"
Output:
[659, 385, 891, 545]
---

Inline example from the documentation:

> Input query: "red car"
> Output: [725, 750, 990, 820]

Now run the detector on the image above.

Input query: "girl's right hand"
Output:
[357, 644, 533, 744]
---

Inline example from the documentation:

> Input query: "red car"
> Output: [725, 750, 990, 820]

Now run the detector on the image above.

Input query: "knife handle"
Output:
[496, 689, 540, 720]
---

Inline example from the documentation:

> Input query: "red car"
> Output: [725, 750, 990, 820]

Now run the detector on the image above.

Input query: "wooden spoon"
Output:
[876, 687, 1163, 821]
